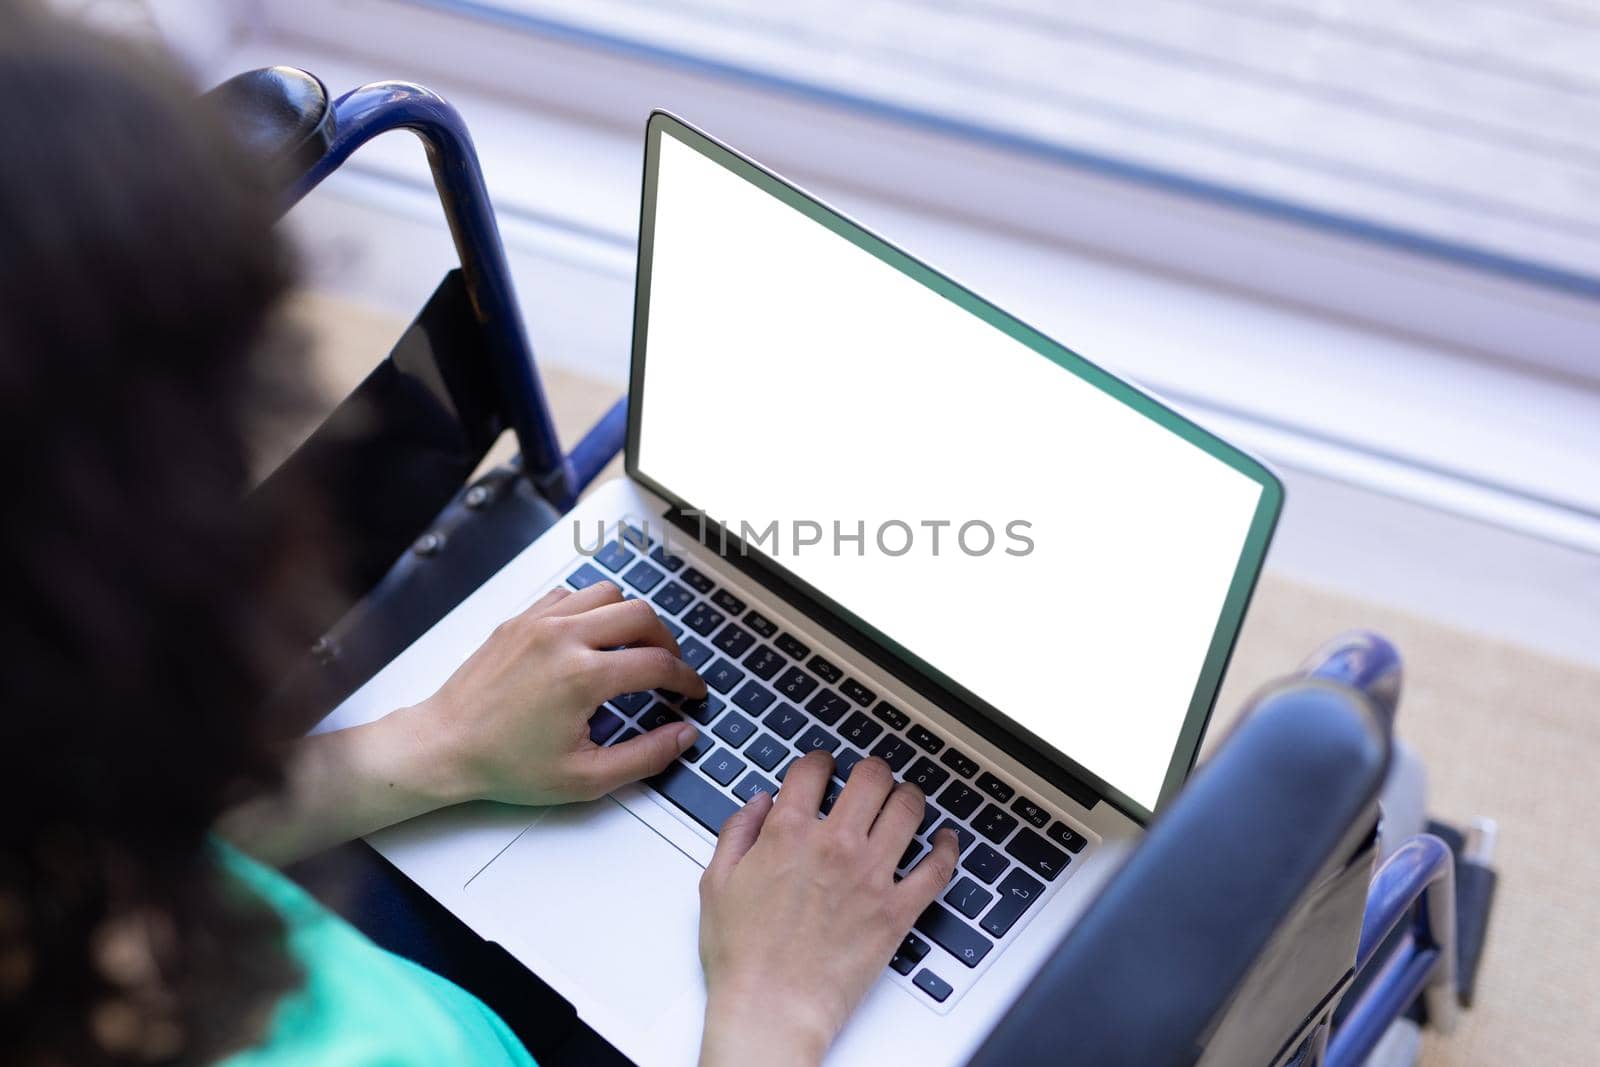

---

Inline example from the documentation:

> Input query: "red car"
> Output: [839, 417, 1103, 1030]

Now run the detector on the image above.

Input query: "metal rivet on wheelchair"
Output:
[413, 532, 445, 557]
[464, 485, 492, 509]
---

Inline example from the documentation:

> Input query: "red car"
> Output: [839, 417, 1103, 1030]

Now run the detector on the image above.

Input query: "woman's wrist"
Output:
[701, 985, 832, 1067]
[375, 701, 483, 810]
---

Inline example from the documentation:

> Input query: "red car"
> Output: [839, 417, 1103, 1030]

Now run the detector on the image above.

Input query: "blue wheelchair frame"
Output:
[285, 79, 629, 510]
[240, 70, 1481, 1066]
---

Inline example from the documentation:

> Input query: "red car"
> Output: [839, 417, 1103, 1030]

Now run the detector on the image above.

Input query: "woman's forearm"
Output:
[216, 705, 471, 867]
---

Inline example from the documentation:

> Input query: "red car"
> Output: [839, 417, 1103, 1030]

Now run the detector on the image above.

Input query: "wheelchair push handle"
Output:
[1298, 630, 1402, 728]
[207, 68, 591, 508]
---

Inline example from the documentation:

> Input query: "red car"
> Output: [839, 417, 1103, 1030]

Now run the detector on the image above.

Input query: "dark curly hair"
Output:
[0, 6, 322, 1064]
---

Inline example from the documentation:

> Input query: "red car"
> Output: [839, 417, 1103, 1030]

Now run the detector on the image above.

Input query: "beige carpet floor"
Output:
[288, 291, 1600, 1064]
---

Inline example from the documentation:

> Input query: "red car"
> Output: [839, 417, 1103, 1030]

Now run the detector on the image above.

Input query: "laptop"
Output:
[313, 113, 1282, 1066]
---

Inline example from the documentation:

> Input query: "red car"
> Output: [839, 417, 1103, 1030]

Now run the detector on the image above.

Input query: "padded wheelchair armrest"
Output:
[966, 681, 1390, 1067]
[203, 66, 333, 183]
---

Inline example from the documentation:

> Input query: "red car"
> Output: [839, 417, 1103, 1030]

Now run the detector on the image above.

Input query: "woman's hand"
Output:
[408, 580, 709, 807]
[697, 751, 960, 1067]
[221, 580, 708, 867]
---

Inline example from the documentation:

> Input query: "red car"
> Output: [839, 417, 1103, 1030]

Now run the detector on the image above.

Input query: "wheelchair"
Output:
[213, 66, 1500, 1067]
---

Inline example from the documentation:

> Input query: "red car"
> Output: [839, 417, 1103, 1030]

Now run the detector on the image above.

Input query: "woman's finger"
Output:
[539, 580, 626, 617]
[704, 790, 774, 887]
[590, 645, 707, 701]
[575, 721, 700, 797]
[895, 828, 960, 922]
[772, 749, 832, 820]
[867, 780, 930, 863]
[824, 757, 895, 836]
[570, 598, 681, 656]
[518, 586, 571, 619]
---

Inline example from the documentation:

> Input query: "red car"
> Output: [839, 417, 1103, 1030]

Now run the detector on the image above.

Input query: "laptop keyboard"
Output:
[564, 524, 1093, 1010]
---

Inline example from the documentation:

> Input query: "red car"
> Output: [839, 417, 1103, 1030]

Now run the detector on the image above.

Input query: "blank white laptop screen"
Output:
[633, 122, 1275, 815]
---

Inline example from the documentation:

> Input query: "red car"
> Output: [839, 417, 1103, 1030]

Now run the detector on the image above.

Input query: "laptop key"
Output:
[975, 771, 1014, 804]
[743, 645, 785, 680]
[594, 540, 635, 573]
[567, 562, 607, 590]
[898, 840, 923, 871]
[713, 711, 757, 749]
[775, 666, 818, 702]
[872, 701, 910, 731]
[619, 522, 651, 552]
[679, 637, 713, 670]
[806, 689, 851, 726]
[974, 804, 1020, 844]
[919, 802, 940, 835]
[680, 568, 715, 594]
[683, 730, 714, 762]
[890, 933, 930, 976]
[940, 749, 980, 779]
[870, 734, 916, 772]
[703, 658, 746, 694]
[912, 969, 953, 1003]
[774, 632, 811, 660]
[1047, 821, 1089, 854]
[743, 610, 778, 638]
[807, 655, 843, 684]
[905, 757, 950, 796]
[731, 680, 775, 715]
[838, 710, 883, 748]
[622, 559, 665, 594]
[819, 778, 845, 815]
[962, 843, 1008, 885]
[934, 818, 975, 856]
[732, 771, 777, 803]
[794, 725, 841, 755]
[712, 622, 755, 657]
[710, 589, 746, 616]
[684, 602, 726, 636]
[649, 544, 684, 572]
[610, 728, 640, 747]
[658, 615, 685, 639]
[833, 748, 866, 781]
[637, 702, 681, 732]
[776, 757, 800, 782]
[938, 782, 983, 820]
[1011, 796, 1050, 829]
[907, 725, 944, 754]
[981, 869, 1045, 939]
[945, 877, 995, 920]
[839, 678, 875, 706]
[745, 733, 789, 772]
[680, 693, 724, 725]
[915, 904, 993, 968]
[1005, 828, 1071, 881]
[651, 581, 694, 614]
[702, 749, 747, 787]
[648, 760, 738, 834]
[763, 702, 807, 740]
[608, 691, 653, 716]
[587, 708, 624, 745]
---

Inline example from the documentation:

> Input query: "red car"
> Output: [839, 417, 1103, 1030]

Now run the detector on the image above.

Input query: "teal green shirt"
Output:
[217, 844, 536, 1067]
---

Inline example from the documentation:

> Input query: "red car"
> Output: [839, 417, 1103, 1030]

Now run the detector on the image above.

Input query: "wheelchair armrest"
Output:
[203, 67, 334, 184]
[967, 680, 1391, 1067]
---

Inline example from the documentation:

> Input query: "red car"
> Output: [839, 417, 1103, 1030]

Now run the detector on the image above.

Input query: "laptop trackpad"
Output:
[465, 797, 706, 1035]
